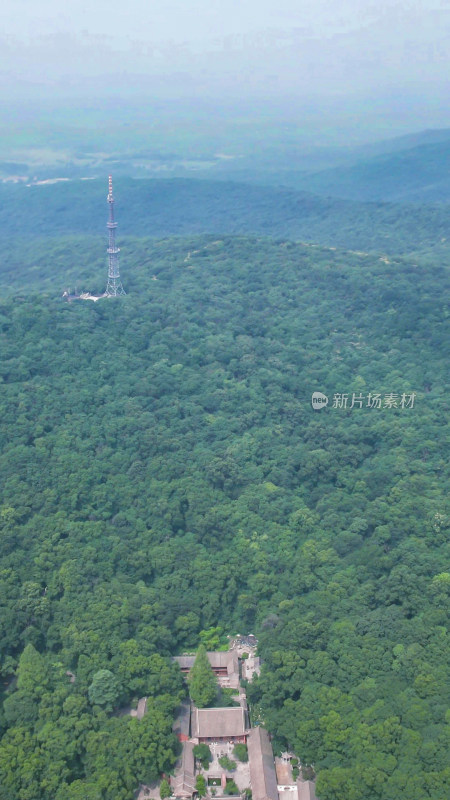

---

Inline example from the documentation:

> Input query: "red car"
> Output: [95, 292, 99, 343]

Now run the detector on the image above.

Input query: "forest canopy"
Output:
[2, 177, 450, 270]
[0, 234, 448, 799]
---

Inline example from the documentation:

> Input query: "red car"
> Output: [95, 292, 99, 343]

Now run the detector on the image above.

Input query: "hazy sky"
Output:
[1, 0, 449, 113]
[2, 1, 413, 42]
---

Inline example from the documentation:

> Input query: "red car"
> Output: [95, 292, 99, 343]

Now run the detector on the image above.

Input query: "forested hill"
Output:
[1, 233, 442, 299]
[2, 177, 450, 262]
[0, 236, 448, 800]
[290, 138, 450, 204]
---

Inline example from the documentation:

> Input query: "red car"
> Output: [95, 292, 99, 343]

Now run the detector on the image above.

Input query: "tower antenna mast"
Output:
[104, 175, 126, 296]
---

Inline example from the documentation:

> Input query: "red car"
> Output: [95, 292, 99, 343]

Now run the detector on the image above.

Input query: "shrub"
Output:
[195, 775, 207, 797]
[193, 743, 211, 769]
[233, 743, 248, 762]
[218, 755, 236, 771]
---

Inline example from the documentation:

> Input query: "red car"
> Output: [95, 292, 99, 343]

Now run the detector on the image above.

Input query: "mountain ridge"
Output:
[1, 177, 450, 265]
[289, 138, 450, 203]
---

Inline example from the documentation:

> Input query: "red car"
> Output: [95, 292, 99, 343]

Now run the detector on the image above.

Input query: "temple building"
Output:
[248, 727, 279, 800]
[171, 741, 196, 799]
[173, 651, 240, 689]
[191, 705, 247, 743]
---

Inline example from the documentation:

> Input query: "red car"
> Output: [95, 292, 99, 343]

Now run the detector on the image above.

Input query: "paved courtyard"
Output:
[200, 741, 251, 792]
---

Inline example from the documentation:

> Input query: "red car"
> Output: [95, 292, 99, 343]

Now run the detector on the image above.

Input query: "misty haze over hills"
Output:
[2, 2, 449, 98]
[291, 137, 450, 203]
[1, 2, 449, 285]
[1, 1, 449, 199]
[1, 0, 450, 140]
[1, 101, 450, 205]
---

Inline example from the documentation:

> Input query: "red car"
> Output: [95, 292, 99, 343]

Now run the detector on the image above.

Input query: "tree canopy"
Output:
[188, 645, 218, 708]
[88, 670, 120, 710]
[0, 232, 448, 799]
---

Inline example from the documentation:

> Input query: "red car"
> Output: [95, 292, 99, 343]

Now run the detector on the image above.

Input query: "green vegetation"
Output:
[88, 669, 120, 710]
[225, 779, 240, 794]
[0, 233, 447, 799]
[2, 177, 450, 282]
[193, 743, 212, 769]
[159, 778, 171, 799]
[290, 138, 450, 204]
[204, 686, 240, 709]
[233, 743, 248, 762]
[198, 625, 227, 650]
[195, 775, 208, 796]
[188, 645, 218, 708]
[218, 756, 236, 771]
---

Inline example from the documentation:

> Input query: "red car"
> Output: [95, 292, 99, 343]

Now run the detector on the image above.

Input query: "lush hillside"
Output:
[290, 138, 450, 203]
[0, 236, 448, 799]
[2, 178, 450, 268]
[1, 232, 439, 299]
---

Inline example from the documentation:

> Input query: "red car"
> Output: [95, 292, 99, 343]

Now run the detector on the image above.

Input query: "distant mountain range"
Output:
[281, 130, 450, 203]
[1, 123, 450, 205]
[178, 128, 450, 205]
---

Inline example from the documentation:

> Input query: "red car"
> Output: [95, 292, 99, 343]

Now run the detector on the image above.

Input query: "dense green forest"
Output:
[0, 234, 448, 799]
[3, 179, 450, 270]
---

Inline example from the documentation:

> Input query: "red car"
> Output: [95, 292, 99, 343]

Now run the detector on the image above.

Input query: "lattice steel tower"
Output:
[104, 175, 126, 296]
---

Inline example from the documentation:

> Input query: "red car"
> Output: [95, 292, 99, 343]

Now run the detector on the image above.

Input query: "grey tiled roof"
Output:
[297, 779, 317, 800]
[172, 741, 196, 797]
[247, 727, 279, 800]
[192, 706, 246, 739]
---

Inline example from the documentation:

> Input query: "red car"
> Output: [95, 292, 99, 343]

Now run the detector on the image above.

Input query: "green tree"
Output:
[88, 669, 120, 710]
[195, 774, 207, 797]
[218, 755, 236, 771]
[55, 780, 103, 800]
[233, 743, 248, 762]
[3, 690, 39, 726]
[160, 778, 171, 799]
[16, 643, 49, 697]
[188, 645, 217, 708]
[199, 626, 224, 650]
[193, 742, 212, 769]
